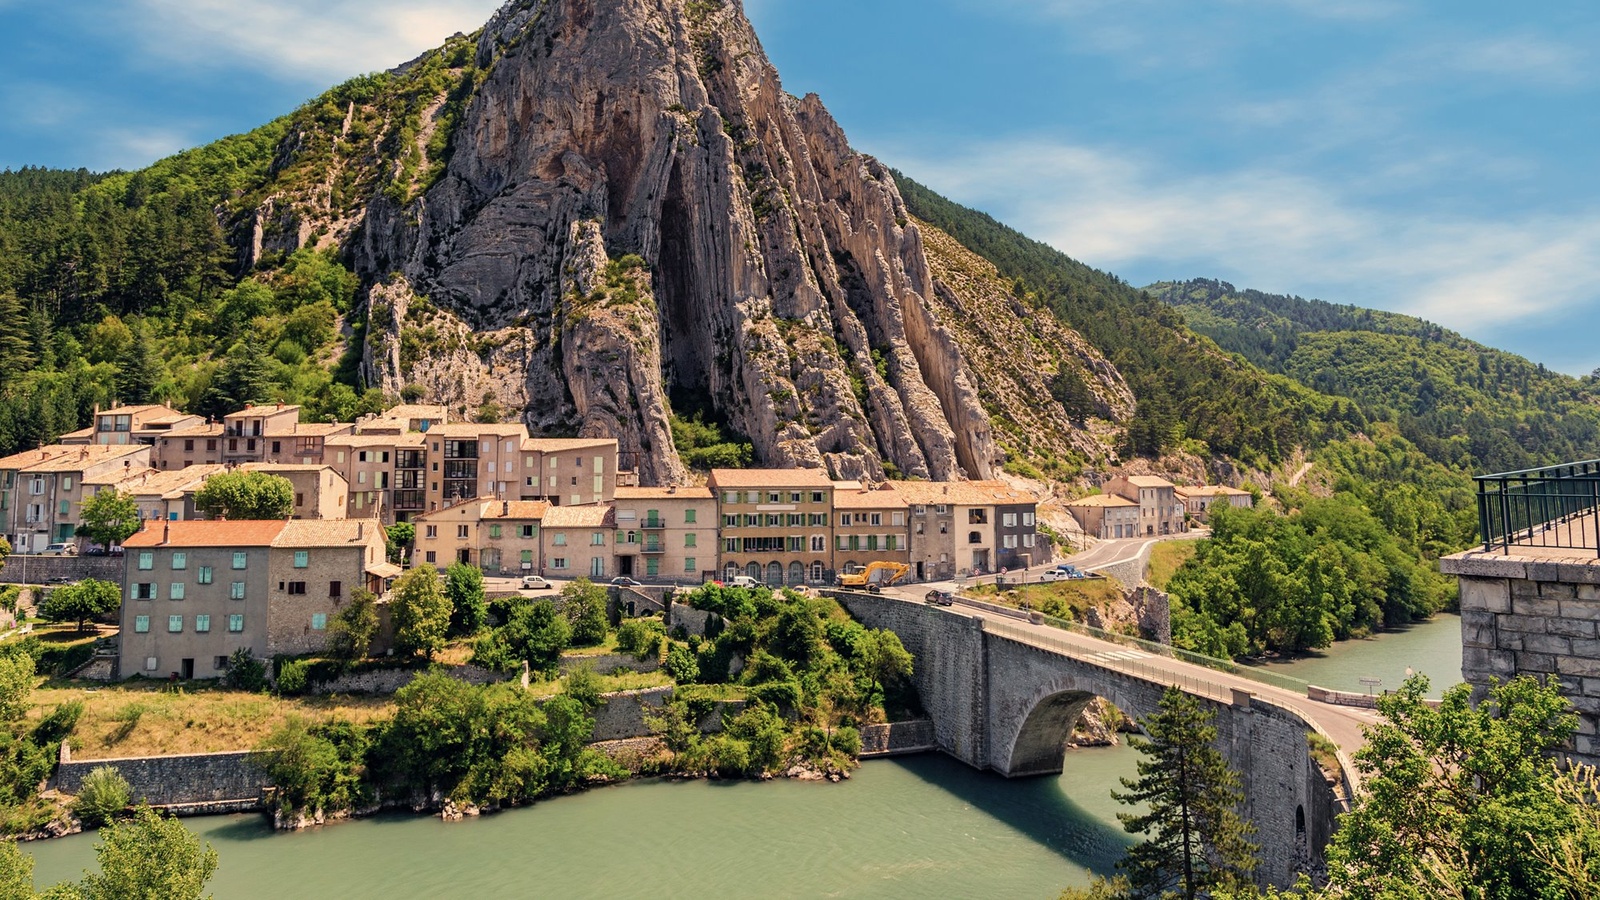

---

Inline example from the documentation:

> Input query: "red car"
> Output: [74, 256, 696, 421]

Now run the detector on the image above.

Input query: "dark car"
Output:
[610, 576, 642, 587]
[924, 589, 956, 607]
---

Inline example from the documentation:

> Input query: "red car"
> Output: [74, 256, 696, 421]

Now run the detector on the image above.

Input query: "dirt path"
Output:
[1289, 461, 1314, 487]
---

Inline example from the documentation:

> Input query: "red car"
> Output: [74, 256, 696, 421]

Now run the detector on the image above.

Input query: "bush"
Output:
[33, 699, 83, 746]
[663, 644, 700, 683]
[72, 765, 132, 827]
[277, 659, 312, 696]
[830, 725, 862, 757]
[224, 649, 267, 692]
[616, 619, 665, 659]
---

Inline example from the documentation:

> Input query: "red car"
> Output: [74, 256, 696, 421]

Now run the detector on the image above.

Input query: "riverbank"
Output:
[1247, 612, 1463, 698]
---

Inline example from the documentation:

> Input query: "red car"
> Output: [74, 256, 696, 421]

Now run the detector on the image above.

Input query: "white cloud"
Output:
[114, 0, 503, 81]
[890, 138, 1600, 335]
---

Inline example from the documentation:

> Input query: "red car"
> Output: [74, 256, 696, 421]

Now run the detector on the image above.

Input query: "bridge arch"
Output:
[995, 670, 1164, 777]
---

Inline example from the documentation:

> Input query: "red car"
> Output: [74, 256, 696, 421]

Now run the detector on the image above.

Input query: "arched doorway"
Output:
[745, 562, 761, 581]
[788, 561, 804, 585]
[766, 561, 783, 585]
[724, 563, 738, 582]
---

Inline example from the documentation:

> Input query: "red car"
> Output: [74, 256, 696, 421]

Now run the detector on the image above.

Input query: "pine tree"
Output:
[1113, 686, 1258, 899]
[116, 320, 162, 404]
[0, 292, 35, 387]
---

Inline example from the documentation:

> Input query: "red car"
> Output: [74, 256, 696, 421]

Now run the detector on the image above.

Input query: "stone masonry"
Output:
[1442, 550, 1600, 764]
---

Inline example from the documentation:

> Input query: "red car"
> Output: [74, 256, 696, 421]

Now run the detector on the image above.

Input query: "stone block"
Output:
[1500, 614, 1548, 634]
[1464, 647, 1517, 675]
[1525, 563, 1568, 583]
[1516, 652, 1557, 673]
[1521, 634, 1573, 656]
[1512, 594, 1563, 616]
[1550, 618, 1598, 639]
[1568, 695, 1600, 716]
[1570, 638, 1600, 658]
[1459, 578, 1511, 613]
[1580, 585, 1600, 602]
[1557, 656, 1600, 678]
[1560, 676, 1586, 695]
[1462, 620, 1498, 649]
[1439, 554, 1527, 579]
[1511, 579, 1543, 600]
[1556, 564, 1600, 586]
[1582, 677, 1600, 696]
[1578, 716, 1598, 736]
[1539, 582, 1578, 601]
[1560, 600, 1600, 622]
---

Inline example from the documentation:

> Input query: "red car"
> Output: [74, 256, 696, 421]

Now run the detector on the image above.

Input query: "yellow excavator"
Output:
[836, 561, 911, 593]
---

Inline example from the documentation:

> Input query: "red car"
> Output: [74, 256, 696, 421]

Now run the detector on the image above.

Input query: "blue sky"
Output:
[1, 0, 1596, 376]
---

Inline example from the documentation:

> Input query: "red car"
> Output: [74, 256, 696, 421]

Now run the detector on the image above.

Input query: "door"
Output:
[180, 658, 194, 680]
[619, 555, 635, 577]
[457, 548, 471, 564]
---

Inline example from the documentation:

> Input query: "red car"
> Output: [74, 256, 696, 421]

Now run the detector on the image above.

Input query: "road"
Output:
[878, 584, 1376, 793]
[1062, 529, 1208, 580]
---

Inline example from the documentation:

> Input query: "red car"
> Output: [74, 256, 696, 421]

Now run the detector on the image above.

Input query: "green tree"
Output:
[663, 644, 700, 683]
[72, 765, 132, 828]
[199, 340, 275, 419]
[391, 567, 451, 660]
[326, 588, 379, 660]
[74, 805, 219, 899]
[857, 629, 914, 701]
[115, 322, 162, 405]
[0, 650, 33, 721]
[77, 489, 142, 550]
[385, 522, 415, 565]
[560, 579, 608, 647]
[0, 292, 35, 390]
[40, 579, 122, 633]
[471, 599, 570, 674]
[1113, 687, 1258, 899]
[193, 471, 293, 520]
[0, 840, 34, 900]
[445, 562, 487, 637]
[1325, 674, 1579, 900]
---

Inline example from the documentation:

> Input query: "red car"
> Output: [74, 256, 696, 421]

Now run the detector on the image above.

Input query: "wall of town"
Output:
[0, 556, 123, 585]
[858, 720, 937, 757]
[306, 663, 509, 695]
[54, 750, 269, 808]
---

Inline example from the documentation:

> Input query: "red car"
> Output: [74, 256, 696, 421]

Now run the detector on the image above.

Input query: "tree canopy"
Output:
[77, 490, 141, 550]
[39, 579, 121, 633]
[192, 471, 293, 521]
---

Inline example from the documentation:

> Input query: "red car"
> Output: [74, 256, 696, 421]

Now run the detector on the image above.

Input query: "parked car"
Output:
[727, 575, 760, 588]
[521, 575, 552, 590]
[1040, 565, 1084, 582]
[43, 543, 76, 556]
[924, 589, 956, 607]
[610, 576, 642, 587]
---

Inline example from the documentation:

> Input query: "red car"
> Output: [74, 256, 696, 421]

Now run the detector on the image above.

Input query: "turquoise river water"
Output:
[21, 614, 1463, 898]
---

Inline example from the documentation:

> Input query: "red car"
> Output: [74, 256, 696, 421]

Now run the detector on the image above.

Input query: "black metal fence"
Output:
[1477, 460, 1600, 556]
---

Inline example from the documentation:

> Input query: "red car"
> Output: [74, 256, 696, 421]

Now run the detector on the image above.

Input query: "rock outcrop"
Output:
[353, 0, 1014, 482]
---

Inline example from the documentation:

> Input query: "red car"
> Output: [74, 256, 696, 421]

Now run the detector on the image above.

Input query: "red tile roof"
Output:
[122, 520, 288, 548]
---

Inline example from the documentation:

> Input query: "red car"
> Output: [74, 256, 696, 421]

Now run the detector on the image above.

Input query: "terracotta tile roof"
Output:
[373, 405, 449, 421]
[58, 426, 96, 440]
[887, 480, 1037, 506]
[1174, 485, 1251, 499]
[481, 500, 550, 520]
[426, 423, 529, 437]
[1119, 476, 1176, 489]
[324, 432, 424, 448]
[833, 487, 910, 510]
[708, 468, 835, 489]
[275, 519, 384, 548]
[541, 505, 615, 528]
[20, 445, 149, 473]
[0, 447, 77, 470]
[1064, 494, 1138, 508]
[522, 437, 617, 452]
[140, 414, 201, 427]
[241, 463, 338, 474]
[160, 424, 226, 439]
[123, 519, 287, 548]
[117, 465, 225, 496]
[614, 486, 714, 500]
[264, 422, 353, 437]
[227, 405, 301, 417]
[99, 404, 181, 418]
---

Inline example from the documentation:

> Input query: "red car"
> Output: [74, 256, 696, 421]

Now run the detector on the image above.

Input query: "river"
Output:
[22, 615, 1463, 896]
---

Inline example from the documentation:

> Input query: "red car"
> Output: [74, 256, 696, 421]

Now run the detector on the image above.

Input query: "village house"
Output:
[0, 444, 153, 553]
[122, 465, 226, 524]
[612, 485, 716, 583]
[541, 504, 617, 581]
[708, 468, 836, 586]
[1104, 475, 1187, 537]
[117, 518, 390, 680]
[239, 463, 350, 520]
[520, 437, 624, 507]
[151, 423, 226, 469]
[59, 405, 204, 447]
[411, 499, 548, 574]
[830, 483, 911, 575]
[1064, 493, 1141, 540]
[887, 481, 1041, 580]
[1175, 484, 1254, 522]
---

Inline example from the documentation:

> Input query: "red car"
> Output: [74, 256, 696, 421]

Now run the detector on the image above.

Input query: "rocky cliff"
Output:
[252, 0, 1130, 483]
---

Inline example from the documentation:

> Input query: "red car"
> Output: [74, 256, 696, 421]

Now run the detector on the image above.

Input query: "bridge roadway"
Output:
[878, 585, 1379, 789]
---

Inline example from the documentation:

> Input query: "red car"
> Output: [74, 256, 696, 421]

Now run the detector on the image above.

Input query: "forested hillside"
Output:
[1151, 278, 1600, 473]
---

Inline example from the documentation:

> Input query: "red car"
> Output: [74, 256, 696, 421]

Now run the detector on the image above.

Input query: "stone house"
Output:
[240, 463, 350, 520]
[541, 504, 617, 580]
[118, 518, 391, 680]
[323, 432, 424, 521]
[122, 465, 226, 524]
[708, 468, 836, 586]
[1064, 493, 1140, 540]
[412, 499, 549, 574]
[1104, 475, 1186, 537]
[59, 405, 201, 447]
[887, 481, 1039, 580]
[0, 444, 153, 553]
[521, 437, 623, 507]
[152, 424, 226, 470]
[613, 486, 716, 583]
[830, 484, 911, 575]
[220, 404, 306, 464]
[1175, 485, 1253, 522]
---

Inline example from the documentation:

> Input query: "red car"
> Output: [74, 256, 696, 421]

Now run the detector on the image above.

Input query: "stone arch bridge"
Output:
[835, 591, 1362, 888]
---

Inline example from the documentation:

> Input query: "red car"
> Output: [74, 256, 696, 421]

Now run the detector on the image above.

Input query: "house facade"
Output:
[830, 484, 911, 574]
[1064, 494, 1140, 540]
[613, 486, 716, 583]
[708, 469, 836, 586]
[0, 444, 153, 552]
[412, 500, 548, 574]
[541, 504, 617, 580]
[887, 481, 1039, 579]
[1175, 485, 1253, 522]
[1104, 475, 1186, 537]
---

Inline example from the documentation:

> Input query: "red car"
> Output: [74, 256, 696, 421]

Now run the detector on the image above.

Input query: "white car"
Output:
[521, 575, 552, 590]
[726, 575, 760, 588]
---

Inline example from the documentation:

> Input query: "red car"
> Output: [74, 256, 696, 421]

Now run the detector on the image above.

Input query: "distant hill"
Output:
[1150, 278, 1600, 474]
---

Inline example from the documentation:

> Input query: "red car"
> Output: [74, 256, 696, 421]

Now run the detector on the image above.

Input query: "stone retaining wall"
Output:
[54, 750, 269, 808]
[306, 663, 510, 695]
[667, 602, 715, 637]
[859, 720, 936, 757]
[0, 557, 123, 585]
[560, 652, 660, 676]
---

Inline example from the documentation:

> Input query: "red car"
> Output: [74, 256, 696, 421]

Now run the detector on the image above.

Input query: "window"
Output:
[892, 512, 905, 526]
[62, 476, 74, 491]
[1023, 512, 1036, 526]
[294, 550, 309, 568]
[520, 550, 533, 565]
[811, 492, 824, 503]
[170, 582, 185, 601]
[723, 515, 738, 527]
[228, 614, 244, 633]
[195, 614, 211, 633]
[835, 536, 848, 551]
[765, 515, 781, 527]
[646, 557, 659, 577]
[233, 551, 248, 569]
[1023, 534, 1036, 548]
[810, 535, 826, 552]
[132, 583, 155, 600]
[590, 557, 605, 578]
[168, 615, 183, 633]
[685, 557, 697, 573]
[489, 524, 502, 539]
[724, 538, 738, 552]
[935, 504, 948, 515]
[426, 525, 438, 538]
[684, 509, 697, 524]
[591, 532, 605, 546]
[552, 557, 568, 570]
[425, 552, 436, 563]
[458, 525, 470, 539]
[553, 533, 567, 546]
[1002, 513, 1018, 528]
[230, 582, 246, 600]
[170, 552, 187, 570]
[520, 525, 536, 539]
[838, 513, 850, 527]
[722, 491, 737, 504]
[138, 552, 154, 570]
[287, 582, 306, 595]
[684, 533, 697, 548]
[134, 615, 150, 633]
[311, 613, 327, 631]
[198, 566, 213, 584]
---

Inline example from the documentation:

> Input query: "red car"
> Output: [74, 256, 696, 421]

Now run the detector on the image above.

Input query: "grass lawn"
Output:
[1146, 540, 1198, 591]
[970, 578, 1124, 621]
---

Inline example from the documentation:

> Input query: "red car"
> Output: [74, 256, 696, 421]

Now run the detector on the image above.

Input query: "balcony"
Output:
[642, 543, 665, 554]
[642, 518, 666, 529]
[1474, 460, 1600, 557]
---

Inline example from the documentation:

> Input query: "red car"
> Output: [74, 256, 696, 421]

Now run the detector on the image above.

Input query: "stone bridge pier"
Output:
[837, 592, 1341, 888]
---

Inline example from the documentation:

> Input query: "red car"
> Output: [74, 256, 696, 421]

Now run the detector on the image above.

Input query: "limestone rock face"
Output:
[354, 0, 1009, 482]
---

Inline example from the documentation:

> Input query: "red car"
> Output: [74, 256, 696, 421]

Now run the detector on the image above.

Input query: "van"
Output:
[727, 575, 760, 588]
[43, 542, 76, 556]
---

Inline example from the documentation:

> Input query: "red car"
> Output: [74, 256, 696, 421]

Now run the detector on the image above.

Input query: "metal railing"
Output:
[1476, 460, 1600, 556]
[983, 617, 1237, 704]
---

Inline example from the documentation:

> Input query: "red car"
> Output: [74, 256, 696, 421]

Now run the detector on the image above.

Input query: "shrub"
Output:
[277, 659, 312, 696]
[616, 619, 665, 659]
[33, 699, 83, 746]
[663, 645, 700, 683]
[830, 725, 862, 757]
[73, 765, 132, 827]
[224, 649, 267, 692]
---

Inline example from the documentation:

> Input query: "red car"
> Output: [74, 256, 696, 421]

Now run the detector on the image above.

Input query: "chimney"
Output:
[357, 522, 364, 540]
[502, 501, 510, 517]
[161, 521, 170, 545]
